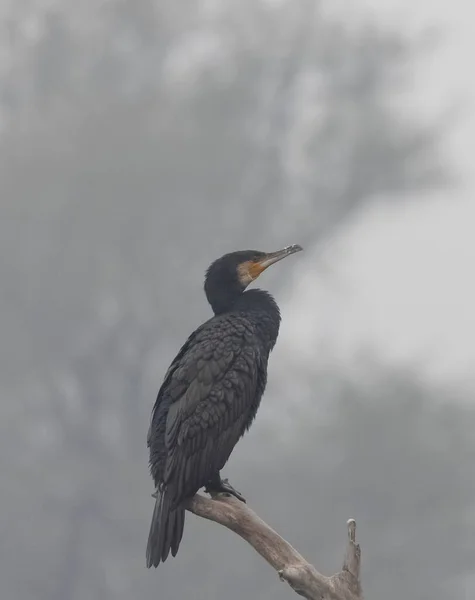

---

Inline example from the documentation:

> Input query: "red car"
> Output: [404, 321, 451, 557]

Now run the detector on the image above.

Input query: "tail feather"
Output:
[146, 490, 186, 568]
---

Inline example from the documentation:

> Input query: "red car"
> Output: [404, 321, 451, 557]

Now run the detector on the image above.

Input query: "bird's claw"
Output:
[205, 477, 247, 503]
[221, 479, 247, 503]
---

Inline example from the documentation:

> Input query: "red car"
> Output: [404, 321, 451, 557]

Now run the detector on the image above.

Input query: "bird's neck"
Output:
[207, 285, 242, 315]
[232, 288, 278, 313]
[232, 289, 281, 349]
[210, 288, 281, 327]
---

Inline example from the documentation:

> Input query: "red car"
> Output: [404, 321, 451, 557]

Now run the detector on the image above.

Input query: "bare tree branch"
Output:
[186, 493, 363, 600]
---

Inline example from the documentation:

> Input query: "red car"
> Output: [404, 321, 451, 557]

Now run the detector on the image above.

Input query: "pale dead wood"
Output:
[185, 493, 363, 600]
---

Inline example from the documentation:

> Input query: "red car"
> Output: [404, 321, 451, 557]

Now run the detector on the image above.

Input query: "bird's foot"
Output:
[205, 477, 246, 503]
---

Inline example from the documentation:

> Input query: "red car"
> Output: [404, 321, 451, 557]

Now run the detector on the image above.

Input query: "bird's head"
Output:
[204, 244, 303, 314]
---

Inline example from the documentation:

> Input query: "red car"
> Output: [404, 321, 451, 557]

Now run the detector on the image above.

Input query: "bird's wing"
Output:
[161, 317, 260, 504]
[147, 321, 207, 448]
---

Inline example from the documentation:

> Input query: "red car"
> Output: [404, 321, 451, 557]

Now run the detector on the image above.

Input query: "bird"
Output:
[146, 244, 303, 567]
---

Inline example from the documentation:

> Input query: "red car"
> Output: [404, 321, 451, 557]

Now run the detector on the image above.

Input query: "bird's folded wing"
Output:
[163, 339, 258, 504]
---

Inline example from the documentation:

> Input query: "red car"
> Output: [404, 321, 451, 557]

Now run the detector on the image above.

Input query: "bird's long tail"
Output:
[146, 489, 186, 568]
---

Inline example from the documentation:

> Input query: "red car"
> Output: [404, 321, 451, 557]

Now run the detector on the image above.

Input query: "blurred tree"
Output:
[1, 0, 444, 380]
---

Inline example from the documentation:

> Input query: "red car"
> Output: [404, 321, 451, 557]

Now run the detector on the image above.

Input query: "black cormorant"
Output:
[146, 244, 302, 567]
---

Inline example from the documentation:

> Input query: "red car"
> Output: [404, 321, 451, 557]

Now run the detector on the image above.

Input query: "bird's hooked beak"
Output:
[259, 244, 303, 269]
[248, 244, 303, 280]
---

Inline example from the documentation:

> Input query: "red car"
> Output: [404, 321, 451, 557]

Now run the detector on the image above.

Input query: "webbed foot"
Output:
[204, 475, 246, 503]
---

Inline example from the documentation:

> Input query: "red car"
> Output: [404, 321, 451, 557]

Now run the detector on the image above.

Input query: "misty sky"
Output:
[282, 0, 475, 390]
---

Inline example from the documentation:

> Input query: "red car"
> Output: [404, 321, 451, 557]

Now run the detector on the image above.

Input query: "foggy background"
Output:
[1, 1, 474, 599]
